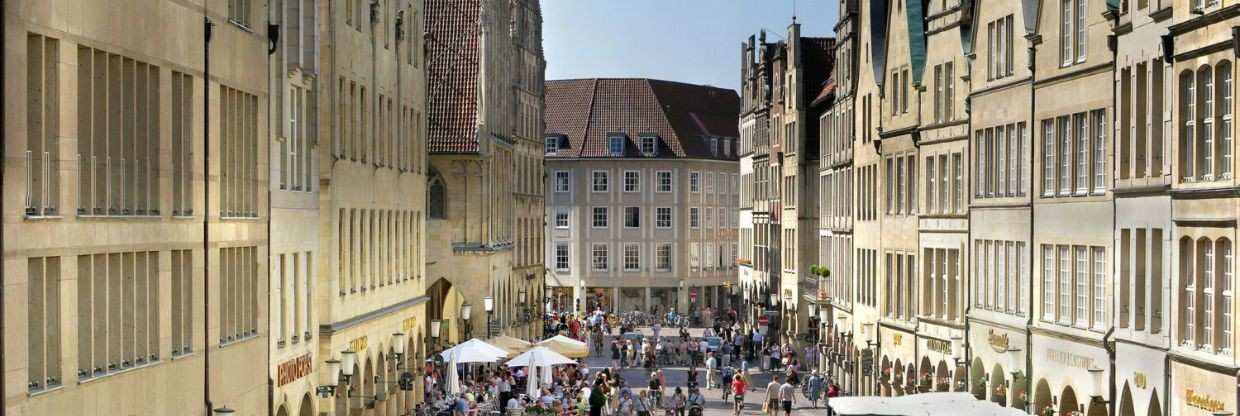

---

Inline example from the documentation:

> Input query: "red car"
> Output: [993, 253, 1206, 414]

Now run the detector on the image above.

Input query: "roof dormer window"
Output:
[544, 136, 560, 155]
[609, 135, 625, 156]
[641, 136, 658, 157]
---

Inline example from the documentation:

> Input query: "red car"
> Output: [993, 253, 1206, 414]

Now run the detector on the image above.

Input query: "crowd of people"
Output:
[424, 308, 842, 416]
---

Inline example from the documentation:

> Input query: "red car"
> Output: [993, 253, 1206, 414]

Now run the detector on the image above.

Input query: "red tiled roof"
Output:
[545, 78, 739, 160]
[426, 0, 481, 154]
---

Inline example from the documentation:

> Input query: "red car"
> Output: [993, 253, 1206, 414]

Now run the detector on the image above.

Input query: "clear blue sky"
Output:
[543, 0, 839, 93]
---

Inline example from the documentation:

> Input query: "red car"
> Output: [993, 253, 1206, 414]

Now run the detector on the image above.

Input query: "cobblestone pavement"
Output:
[581, 328, 833, 416]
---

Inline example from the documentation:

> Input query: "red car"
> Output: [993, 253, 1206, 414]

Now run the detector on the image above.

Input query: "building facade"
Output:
[426, 0, 546, 344]
[315, 0, 432, 415]
[739, 31, 777, 328]
[544, 78, 739, 317]
[7, 0, 270, 414]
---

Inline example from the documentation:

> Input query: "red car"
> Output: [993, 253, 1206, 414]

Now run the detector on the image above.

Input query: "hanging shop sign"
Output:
[987, 329, 1010, 353]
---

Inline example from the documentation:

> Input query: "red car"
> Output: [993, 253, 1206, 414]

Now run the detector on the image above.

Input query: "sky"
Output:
[542, 0, 839, 93]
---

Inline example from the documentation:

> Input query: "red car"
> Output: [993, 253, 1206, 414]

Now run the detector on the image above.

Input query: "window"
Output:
[555, 243, 569, 271]
[220, 247, 258, 344]
[952, 154, 963, 211]
[718, 207, 728, 229]
[1059, 246, 1072, 324]
[1043, 120, 1055, 195]
[171, 72, 194, 216]
[641, 136, 658, 156]
[704, 207, 714, 228]
[624, 244, 640, 271]
[27, 256, 60, 391]
[77, 251, 161, 380]
[26, 34, 59, 217]
[1182, 71, 1197, 180]
[1061, 0, 1073, 66]
[1222, 64, 1234, 179]
[591, 244, 608, 271]
[1093, 247, 1106, 329]
[624, 207, 640, 228]
[170, 250, 192, 355]
[1043, 245, 1055, 322]
[591, 207, 608, 228]
[608, 135, 624, 156]
[656, 171, 673, 192]
[656, 207, 672, 228]
[554, 171, 570, 193]
[554, 209, 569, 229]
[545, 136, 559, 154]
[1222, 239, 1234, 352]
[689, 172, 701, 192]
[656, 243, 673, 272]
[1093, 110, 1106, 192]
[623, 170, 640, 192]
[228, 0, 252, 27]
[77, 45, 162, 217]
[221, 86, 258, 218]
[690, 242, 700, 272]
[1076, 114, 1089, 194]
[689, 207, 701, 228]
[592, 171, 609, 192]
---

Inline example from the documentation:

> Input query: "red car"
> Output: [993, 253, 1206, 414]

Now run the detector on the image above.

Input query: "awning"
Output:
[537, 335, 589, 358]
[829, 392, 1029, 416]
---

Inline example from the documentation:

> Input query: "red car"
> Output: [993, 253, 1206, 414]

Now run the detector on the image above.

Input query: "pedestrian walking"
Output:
[778, 378, 796, 416]
[763, 377, 780, 416]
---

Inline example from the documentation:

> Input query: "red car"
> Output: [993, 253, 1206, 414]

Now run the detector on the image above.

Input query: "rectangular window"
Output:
[27, 256, 60, 391]
[1043, 120, 1055, 195]
[1076, 0, 1087, 63]
[690, 207, 701, 228]
[689, 172, 701, 192]
[26, 34, 60, 217]
[220, 247, 257, 344]
[555, 171, 570, 193]
[1093, 110, 1107, 191]
[1223, 69, 1234, 179]
[945, 62, 955, 120]
[171, 72, 193, 216]
[609, 136, 624, 156]
[624, 207, 640, 228]
[1059, 117, 1072, 195]
[1060, 246, 1072, 324]
[623, 170, 640, 192]
[927, 157, 937, 213]
[1043, 245, 1055, 322]
[657, 243, 673, 272]
[952, 154, 962, 212]
[554, 209, 569, 229]
[1075, 246, 1089, 327]
[555, 243, 570, 271]
[591, 207, 608, 228]
[1093, 247, 1106, 330]
[171, 250, 192, 355]
[592, 171, 609, 192]
[1061, 0, 1073, 66]
[656, 207, 672, 228]
[77, 251, 161, 379]
[591, 243, 608, 271]
[228, 0, 252, 26]
[221, 86, 257, 218]
[545, 136, 559, 154]
[1222, 241, 1233, 352]
[656, 171, 673, 192]
[624, 244, 640, 271]
[641, 136, 658, 156]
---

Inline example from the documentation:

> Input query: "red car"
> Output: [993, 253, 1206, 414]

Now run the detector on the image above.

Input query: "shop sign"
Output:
[1046, 349, 1093, 370]
[1133, 372, 1147, 389]
[402, 316, 419, 333]
[277, 353, 313, 387]
[926, 338, 951, 355]
[1185, 389, 1225, 412]
[987, 329, 1009, 353]
[350, 336, 368, 353]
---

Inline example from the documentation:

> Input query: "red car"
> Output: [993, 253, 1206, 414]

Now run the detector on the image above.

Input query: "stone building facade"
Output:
[544, 78, 739, 317]
[314, 0, 431, 415]
[426, 0, 546, 344]
[739, 31, 777, 328]
[7, 0, 270, 414]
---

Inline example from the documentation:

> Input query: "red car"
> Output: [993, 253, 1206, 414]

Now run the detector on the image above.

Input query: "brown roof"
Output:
[425, 0, 482, 154]
[545, 79, 739, 160]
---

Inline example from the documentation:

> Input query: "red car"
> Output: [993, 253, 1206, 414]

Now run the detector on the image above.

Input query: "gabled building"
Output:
[425, 0, 546, 343]
[545, 78, 739, 317]
[740, 31, 779, 329]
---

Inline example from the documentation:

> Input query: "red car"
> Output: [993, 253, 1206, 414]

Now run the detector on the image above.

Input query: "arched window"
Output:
[1181, 71, 1197, 181]
[1180, 236, 1195, 346]
[1218, 62, 1233, 179]
[1200, 237, 1214, 349]
[429, 177, 446, 219]
[1219, 238, 1234, 353]
[1199, 66, 1215, 180]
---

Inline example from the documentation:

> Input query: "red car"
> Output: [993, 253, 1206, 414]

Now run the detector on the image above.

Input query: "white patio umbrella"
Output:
[445, 356, 462, 395]
[439, 338, 509, 363]
[506, 346, 577, 398]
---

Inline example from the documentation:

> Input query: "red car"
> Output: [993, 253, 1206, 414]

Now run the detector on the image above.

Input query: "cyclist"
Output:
[729, 373, 747, 416]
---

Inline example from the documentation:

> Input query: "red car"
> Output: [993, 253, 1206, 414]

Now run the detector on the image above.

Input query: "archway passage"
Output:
[989, 363, 1007, 406]
[1147, 389, 1161, 416]
[880, 357, 893, 397]
[935, 360, 950, 392]
[1033, 379, 1053, 416]
[1010, 370, 1027, 409]
[276, 405, 289, 416]
[299, 393, 314, 416]
[428, 278, 465, 344]
[892, 359, 904, 396]
[1059, 386, 1079, 416]
[918, 356, 933, 392]
[1119, 383, 1135, 416]
[970, 358, 986, 399]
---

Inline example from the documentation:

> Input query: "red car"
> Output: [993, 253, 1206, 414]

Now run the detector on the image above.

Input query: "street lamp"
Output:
[1087, 365, 1108, 404]
[392, 332, 408, 364]
[484, 295, 495, 338]
[317, 359, 342, 397]
[430, 319, 442, 351]
[462, 302, 473, 339]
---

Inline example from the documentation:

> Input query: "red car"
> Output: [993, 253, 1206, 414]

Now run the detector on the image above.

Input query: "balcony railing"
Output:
[25, 150, 58, 217]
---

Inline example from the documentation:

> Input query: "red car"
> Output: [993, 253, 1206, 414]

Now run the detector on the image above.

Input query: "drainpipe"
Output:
[204, 14, 215, 415]
[1103, 326, 1115, 416]
[1025, 31, 1038, 416]
[1, 0, 6, 411]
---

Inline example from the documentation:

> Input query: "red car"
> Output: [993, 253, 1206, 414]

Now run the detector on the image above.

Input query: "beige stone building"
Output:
[544, 78, 739, 317]
[739, 31, 777, 328]
[426, 0, 545, 344]
[7, 0, 269, 414]
[306, 0, 432, 415]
